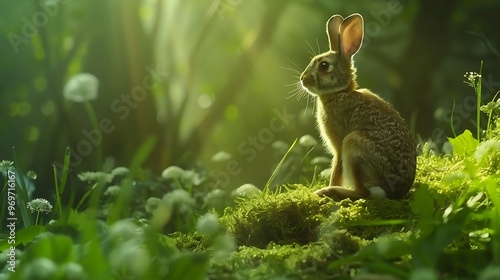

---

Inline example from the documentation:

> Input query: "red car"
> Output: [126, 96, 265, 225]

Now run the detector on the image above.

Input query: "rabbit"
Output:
[299, 13, 416, 200]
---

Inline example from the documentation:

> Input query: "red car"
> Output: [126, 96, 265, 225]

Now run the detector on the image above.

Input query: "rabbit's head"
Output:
[300, 14, 364, 96]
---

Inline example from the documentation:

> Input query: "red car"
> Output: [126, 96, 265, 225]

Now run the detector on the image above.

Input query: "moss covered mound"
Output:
[323, 198, 413, 240]
[220, 186, 334, 248]
[209, 229, 364, 279]
[173, 122, 500, 279]
[219, 185, 415, 248]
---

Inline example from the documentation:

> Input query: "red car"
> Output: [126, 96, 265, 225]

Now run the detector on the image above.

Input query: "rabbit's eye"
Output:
[319, 61, 330, 71]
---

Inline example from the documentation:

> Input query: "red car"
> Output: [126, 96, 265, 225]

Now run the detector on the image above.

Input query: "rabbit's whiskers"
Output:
[305, 40, 318, 57]
[279, 57, 315, 115]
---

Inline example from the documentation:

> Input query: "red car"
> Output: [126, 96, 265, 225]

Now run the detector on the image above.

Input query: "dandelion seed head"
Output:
[162, 189, 195, 209]
[109, 220, 140, 241]
[203, 189, 226, 209]
[109, 240, 150, 276]
[63, 73, 99, 102]
[145, 197, 162, 214]
[21, 258, 58, 280]
[62, 262, 87, 280]
[182, 170, 203, 186]
[299, 134, 318, 147]
[110, 167, 129, 177]
[161, 166, 185, 179]
[231, 183, 261, 198]
[272, 140, 289, 153]
[211, 151, 232, 162]
[196, 213, 220, 235]
[77, 171, 112, 183]
[104, 185, 121, 197]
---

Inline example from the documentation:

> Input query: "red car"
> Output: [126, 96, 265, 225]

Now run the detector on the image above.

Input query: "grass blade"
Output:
[12, 147, 33, 227]
[264, 138, 298, 192]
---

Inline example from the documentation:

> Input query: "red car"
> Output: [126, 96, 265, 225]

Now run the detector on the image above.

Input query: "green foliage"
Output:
[11, 149, 34, 228]
[0, 226, 45, 251]
[11, 235, 75, 279]
[324, 199, 413, 239]
[166, 252, 209, 280]
[264, 138, 298, 191]
[209, 241, 342, 279]
[2, 68, 500, 279]
[447, 129, 479, 156]
[2, 115, 500, 279]
[52, 147, 71, 219]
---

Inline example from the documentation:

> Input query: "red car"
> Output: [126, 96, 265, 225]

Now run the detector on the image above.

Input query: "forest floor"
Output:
[1, 121, 499, 280]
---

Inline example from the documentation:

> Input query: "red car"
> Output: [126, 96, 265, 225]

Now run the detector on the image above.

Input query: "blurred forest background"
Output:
[1, 0, 499, 196]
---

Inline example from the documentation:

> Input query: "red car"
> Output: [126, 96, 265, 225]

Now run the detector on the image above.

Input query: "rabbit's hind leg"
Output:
[314, 152, 370, 200]
[329, 153, 343, 186]
[338, 132, 376, 199]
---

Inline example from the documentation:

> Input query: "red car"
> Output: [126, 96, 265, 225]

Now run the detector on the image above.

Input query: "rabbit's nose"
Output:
[300, 73, 315, 88]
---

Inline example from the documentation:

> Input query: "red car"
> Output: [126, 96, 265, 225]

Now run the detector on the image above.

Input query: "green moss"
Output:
[173, 118, 500, 279]
[209, 230, 364, 279]
[220, 185, 334, 248]
[171, 231, 210, 252]
[323, 198, 413, 240]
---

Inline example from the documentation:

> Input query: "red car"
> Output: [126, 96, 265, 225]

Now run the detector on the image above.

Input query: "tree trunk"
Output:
[393, 0, 457, 138]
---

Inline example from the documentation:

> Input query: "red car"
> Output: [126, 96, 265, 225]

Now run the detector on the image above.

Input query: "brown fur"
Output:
[300, 14, 416, 200]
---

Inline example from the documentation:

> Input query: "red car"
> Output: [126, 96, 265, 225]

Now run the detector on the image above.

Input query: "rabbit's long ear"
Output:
[339, 13, 364, 59]
[327, 15, 344, 52]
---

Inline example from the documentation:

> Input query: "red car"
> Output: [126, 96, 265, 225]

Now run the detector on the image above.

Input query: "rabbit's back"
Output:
[318, 88, 416, 198]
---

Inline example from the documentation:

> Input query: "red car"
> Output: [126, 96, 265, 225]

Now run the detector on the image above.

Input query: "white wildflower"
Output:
[311, 156, 330, 165]
[0, 160, 13, 172]
[145, 197, 162, 214]
[27, 198, 53, 214]
[162, 189, 195, 212]
[272, 140, 289, 153]
[182, 169, 203, 186]
[213, 233, 237, 260]
[77, 171, 112, 183]
[110, 167, 129, 177]
[62, 262, 87, 280]
[161, 166, 185, 179]
[320, 168, 331, 180]
[211, 151, 232, 162]
[21, 258, 58, 280]
[109, 220, 139, 241]
[203, 189, 226, 208]
[196, 213, 219, 235]
[231, 183, 261, 198]
[63, 73, 99, 102]
[463, 71, 481, 89]
[109, 240, 150, 276]
[104, 185, 121, 197]
[299, 134, 318, 147]
[474, 139, 500, 162]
